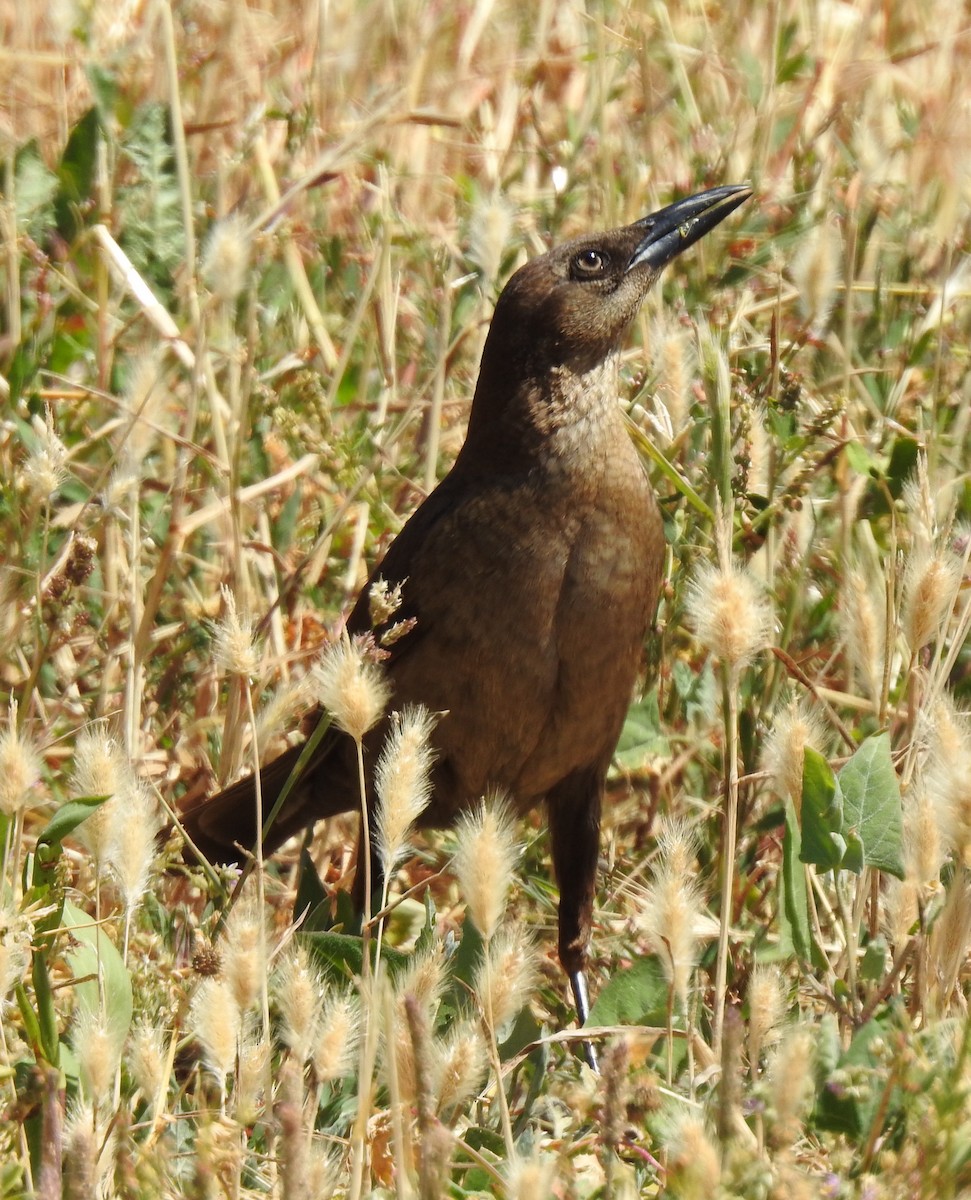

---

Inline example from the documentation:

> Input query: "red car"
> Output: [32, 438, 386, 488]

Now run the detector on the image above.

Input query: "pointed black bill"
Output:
[626, 183, 752, 274]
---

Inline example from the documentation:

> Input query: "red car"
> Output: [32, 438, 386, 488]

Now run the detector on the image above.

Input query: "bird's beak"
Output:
[626, 184, 752, 273]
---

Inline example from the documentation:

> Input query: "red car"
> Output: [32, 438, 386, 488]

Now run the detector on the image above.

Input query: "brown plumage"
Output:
[179, 183, 751, 1033]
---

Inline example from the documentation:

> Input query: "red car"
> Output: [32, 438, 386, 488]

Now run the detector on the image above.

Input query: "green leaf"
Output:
[54, 107, 101, 240]
[844, 440, 879, 478]
[614, 689, 669, 770]
[838, 732, 905, 880]
[781, 799, 811, 961]
[301, 930, 408, 981]
[799, 748, 845, 872]
[62, 900, 133, 1043]
[118, 103, 185, 285]
[14, 141, 58, 237]
[36, 796, 109, 860]
[841, 828, 865, 874]
[586, 955, 669, 1027]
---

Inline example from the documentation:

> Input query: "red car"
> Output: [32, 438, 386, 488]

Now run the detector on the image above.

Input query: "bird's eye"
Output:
[571, 249, 609, 278]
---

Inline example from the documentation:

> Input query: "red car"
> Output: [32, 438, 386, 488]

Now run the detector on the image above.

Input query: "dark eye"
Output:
[571, 248, 609, 278]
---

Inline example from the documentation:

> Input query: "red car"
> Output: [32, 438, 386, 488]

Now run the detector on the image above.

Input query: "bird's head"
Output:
[484, 184, 752, 377]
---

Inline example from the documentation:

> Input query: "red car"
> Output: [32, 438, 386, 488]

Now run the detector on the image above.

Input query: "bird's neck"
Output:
[460, 348, 623, 472]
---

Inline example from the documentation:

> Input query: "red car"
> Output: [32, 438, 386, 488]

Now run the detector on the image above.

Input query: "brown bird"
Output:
[181, 183, 751, 1032]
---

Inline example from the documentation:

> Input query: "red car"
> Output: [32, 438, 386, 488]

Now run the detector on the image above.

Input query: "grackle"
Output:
[180, 183, 751, 1039]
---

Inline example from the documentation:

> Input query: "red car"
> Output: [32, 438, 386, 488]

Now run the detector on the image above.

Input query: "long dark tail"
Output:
[178, 733, 361, 865]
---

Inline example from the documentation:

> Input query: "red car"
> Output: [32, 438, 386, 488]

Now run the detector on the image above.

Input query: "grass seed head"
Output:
[0, 704, 41, 817]
[313, 631, 391, 742]
[453, 795, 520, 941]
[374, 703, 437, 876]
[685, 559, 773, 673]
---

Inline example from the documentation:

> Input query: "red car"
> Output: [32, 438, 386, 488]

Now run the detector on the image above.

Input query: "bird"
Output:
[180, 183, 751, 1035]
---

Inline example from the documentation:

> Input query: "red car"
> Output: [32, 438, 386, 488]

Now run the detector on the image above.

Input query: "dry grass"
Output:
[4, 1, 971, 1197]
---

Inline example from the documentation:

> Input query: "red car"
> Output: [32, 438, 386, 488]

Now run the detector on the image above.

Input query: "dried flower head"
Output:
[202, 214, 251, 305]
[635, 824, 706, 1012]
[747, 965, 786, 1074]
[220, 895, 266, 1016]
[374, 705, 437, 876]
[435, 1019, 487, 1117]
[467, 191, 515, 284]
[22, 408, 68, 503]
[767, 1027, 814, 1147]
[274, 946, 325, 1064]
[313, 632, 390, 742]
[453, 796, 520, 941]
[212, 586, 261, 678]
[762, 698, 828, 813]
[790, 219, 841, 331]
[685, 559, 773, 673]
[190, 977, 241, 1080]
[902, 548, 960, 652]
[313, 985, 363, 1083]
[0, 703, 42, 816]
[474, 923, 536, 1030]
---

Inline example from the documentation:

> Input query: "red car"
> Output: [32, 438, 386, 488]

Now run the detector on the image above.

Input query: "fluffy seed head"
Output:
[313, 986, 363, 1083]
[190, 978, 241, 1080]
[74, 1007, 124, 1103]
[747, 965, 786, 1074]
[929, 872, 971, 1011]
[104, 779, 161, 913]
[275, 947, 325, 1064]
[685, 560, 773, 673]
[923, 695, 971, 866]
[212, 586, 261, 678]
[467, 191, 515, 284]
[128, 1020, 168, 1110]
[762, 698, 828, 813]
[902, 548, 960, 652]
[313, 632, 390, 742]
[474, 923, 536, 1030]
[435, 1019, 487, 1117]
[790, 219, 841, 331]
[664, 1114, 721, 1199]
[635, 830, 705, 1012]
[453, 796, 520, 940]
[504, 1150, 557, 1199]
[202, 214, 251, 305]
[767, 1027, 815, 1147]
[0, 704, 42, 816]
[22, 408, 68, 503]
[220, 896, 266, 1015]
[841, 569, 884, 702]
[374, 705, 437, 876]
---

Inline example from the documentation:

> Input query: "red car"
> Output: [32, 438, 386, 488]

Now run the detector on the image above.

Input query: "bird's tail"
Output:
[178, 737, 355, 866]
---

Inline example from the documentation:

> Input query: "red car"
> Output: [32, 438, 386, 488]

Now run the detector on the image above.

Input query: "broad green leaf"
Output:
[54, 107, 100, 240]
[838, 732, 905, 880]
[614, 690, 669, 770]
[781, 799, 811, 961]
[36, 796, 109, 859]
[301, 930, 408, 981]
[14, 141, 58, 236]
[586, 955, 669, 1027]
[62, 900, 133, 1043]
[799, 748, 845, 872]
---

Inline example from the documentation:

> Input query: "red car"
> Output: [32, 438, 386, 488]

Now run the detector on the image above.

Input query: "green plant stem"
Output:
[713, 666, 740, 1056]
